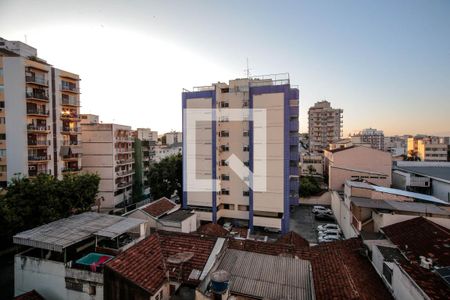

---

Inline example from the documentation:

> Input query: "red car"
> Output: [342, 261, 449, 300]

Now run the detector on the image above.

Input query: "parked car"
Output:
[318, 229, 341, 237]
[312, 206, 332, 215]
[318, 234, 341, 243]
[315, 213, 335, 221]
[317, 223, 340, 232]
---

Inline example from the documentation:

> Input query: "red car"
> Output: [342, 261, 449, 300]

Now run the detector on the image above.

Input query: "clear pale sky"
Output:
[1, 0, 449, 136]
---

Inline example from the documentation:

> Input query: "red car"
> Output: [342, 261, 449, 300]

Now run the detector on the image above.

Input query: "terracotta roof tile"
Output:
[228, 238, 296, 256]
[276, 231, 310, 248]
[197, 223, 229, 237]
[14, 290, 44, 300]
[142, 197, 176, 218]
[105, 234, 167, 295]
[296, 238, 392, 300]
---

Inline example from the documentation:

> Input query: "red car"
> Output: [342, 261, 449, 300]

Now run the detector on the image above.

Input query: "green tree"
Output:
[299, 176, 321, 197]
[148, 153, 182, 200]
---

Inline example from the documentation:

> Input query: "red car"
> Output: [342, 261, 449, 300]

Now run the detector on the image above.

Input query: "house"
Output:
[393, 161, 450, 203]
[323, 146, 392, 191]
[124, 197, 197, 234]
[370, 217, 450, 299]
[104, 231, 223, 300]
[331, 180, 450, 239]
[13, 212, 145, 300]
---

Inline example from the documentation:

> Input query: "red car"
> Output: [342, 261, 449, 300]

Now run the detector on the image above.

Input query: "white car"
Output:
[318, 229, 341, 237]
[317, 224, 340, 232]
[318, 234, 341, 243]
[312, 206, 332, 215]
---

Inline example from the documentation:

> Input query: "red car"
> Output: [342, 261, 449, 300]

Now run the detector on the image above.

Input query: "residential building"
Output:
[369, 217, 450, 300]
[182, 74, 299, 233]
[135, 127, 158, 142]
[0, 37, 82, 186]
[407, 136, 448, 161]
[153, 142, 182, 163]
[308, 100, 343, 153]
[323, 146, 392, 191]
[331, 180, 450, 239]
[133, 129, 157, 200]
[13, 212, 145, 300]
[81, 117, 134, 210]
[393, 161, 450, 202]
[164, 130, 182, 145]
[124, 197, 197, 234]
[384, 135, 407, 156]
[80, 113, 99, 124]
[350, 128, 384, 150]
[300, 152, 323, 176]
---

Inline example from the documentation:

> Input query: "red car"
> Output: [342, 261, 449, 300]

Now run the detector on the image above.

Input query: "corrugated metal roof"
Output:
[95, 217, 145, 238]
[372, 185, 448, 205]
[13, 212, 143, 252]
[217, 249, 314, 300]
[350, 197, 450, 215]
[396, 165, 450, 183]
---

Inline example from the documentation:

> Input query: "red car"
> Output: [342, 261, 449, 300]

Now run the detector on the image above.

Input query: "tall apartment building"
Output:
[133, 129, 156, 201]
[0, 38, 81, 187]
[165, 131, 182, 145]
[407, 136, 448, 161]
[81, 116, 134, 210]
[308, 100, 343, 153]
[350, 128, 384, 150]
[135, 128, 158, 142]
[182, 75, 299, 233]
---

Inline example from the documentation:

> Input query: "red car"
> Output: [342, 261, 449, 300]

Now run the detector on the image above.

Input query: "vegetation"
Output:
[299, 176, 322, 197]
[148, 153, 182, 200]
[404, 149, 421, 161]
[0, 173, 100, 248]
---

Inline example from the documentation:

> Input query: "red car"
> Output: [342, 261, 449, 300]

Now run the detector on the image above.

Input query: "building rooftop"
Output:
[216, 249, 314, 300]
[13, 212, 144, 252]
[276, 231, 310, 248]
[350, 197, 450, 216]
[14, 290, 44, 300]
[141, 197, 177, 218]
[159, 209, 194, 223]
[296, 238, 393, 300]
[197, 223, 229, 237]
[377, 246, 406, 263]
[395, 164, 450, 183]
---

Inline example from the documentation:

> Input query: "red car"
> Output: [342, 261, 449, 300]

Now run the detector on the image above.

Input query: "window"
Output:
[220, 130, 229, 137]
[223, 204, 235, 210]
[0, 166, 6, 172]
[220, 102, 229, 108]
[221, 174, 230, 181]
[220, 160, 228, 166]
[0, 149, 6, 157]
[243, 145, 250, 152]
[243, 161, 249, 167]
[0, 68, 3, 77]
[220, 188, 230, 195]
[243, 190, 250, 197]
[0, 134, 5, 140]
[65, 278, 83, 292]
[238, 205, 249, 211]
[243, 131, 249, 137]
[220, 145, 229, 152]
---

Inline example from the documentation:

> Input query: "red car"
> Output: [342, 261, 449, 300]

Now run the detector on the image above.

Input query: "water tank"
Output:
[210, 270, 230, 294]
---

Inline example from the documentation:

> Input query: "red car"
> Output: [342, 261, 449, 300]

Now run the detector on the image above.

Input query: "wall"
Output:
[15, 254, 103, 300]
[432, 180, 450, 203]
[331, 191, 359, 238]
[391, 263, 427, 300]
[374, 213, 450, 231]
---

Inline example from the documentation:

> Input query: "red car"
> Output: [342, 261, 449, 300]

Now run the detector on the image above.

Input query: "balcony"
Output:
[117, 181, 132, 189]
[61, 126, 81, 134]
[25, 76, 48, 87]
[62, 153, 81, 161]
[60, 112, 80, 121]
[60, 84, 80, 94]
[28, 155, 50, 162]
[61, 95, 79, 107]
[27, 124, 51, 133]
[27, 108, 49, 117]
[26, 91, 49, 102]
[61, 140, 81, 146]
[116, 148, 133, 153]
[28, 140, 50, 147]
[115, 136, 133, 141]
[116, 158, 134, 165]
[62, 167, 82, 173]
[28, 169, 51, 177]
[116, 169, 135, 177]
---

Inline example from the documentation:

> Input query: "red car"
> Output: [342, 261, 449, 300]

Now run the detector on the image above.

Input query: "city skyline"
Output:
[1, 0, 449, 136]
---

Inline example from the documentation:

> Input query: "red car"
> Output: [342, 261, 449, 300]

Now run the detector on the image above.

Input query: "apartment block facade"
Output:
[351, 128, 384, 150]
[164, 131, 182, 145]
[308, 100, 343, 153]
[81, 119, 134, 210]
[182, 75, 299, 233]
[407, 136, 448, 161]
[0, 38, 81, 187]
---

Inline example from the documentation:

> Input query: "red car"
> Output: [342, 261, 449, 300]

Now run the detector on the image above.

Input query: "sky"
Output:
[1, 0, 449, 136]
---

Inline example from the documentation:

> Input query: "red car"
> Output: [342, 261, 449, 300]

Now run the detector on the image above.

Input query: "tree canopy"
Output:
[0, 173, 100, 248]
[299, 176, 322, 197]
[148, 153, 182, 201]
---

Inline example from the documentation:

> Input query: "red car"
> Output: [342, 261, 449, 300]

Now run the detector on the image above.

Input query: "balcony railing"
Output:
[116, 148, 133, 153]
[61, 140, 81, 146]
[61, 98, 80, 106]
[26, 92, 49, 101]
[28, 155, 50, 161]
[27, 109, 49, 116]
[28, 140, 50, 146]
[60, 113, 80, 120]
[27, 124, 51, 132]
[29, 169, 51, 177]
[62, 154, 81, 160]
[116, 158, 134, 165]
[61, 127, 81, 134]
[60, 84, 80, 93]
[117, 181, 132, 188]
[115, 136, 133, 141]
[25, 76, 48, 86]
[116, 169, 135, 177]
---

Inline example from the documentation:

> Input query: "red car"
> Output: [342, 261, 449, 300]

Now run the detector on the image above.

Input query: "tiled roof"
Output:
[296, 238, 392, 300]
[382, 217, 450, 299]
[228, 238, 296, 256]
[197, 223, 229, 237]
[14, 290, 44, 300]
[106, 231, 218, 294]
[324, 146, 356, 153]
[105, 234, 167, 295]
[158, 231, 217, 283]
[276, 231, 310, 248]
[142, 197, 177, 218]
[382, 217, 450, 267]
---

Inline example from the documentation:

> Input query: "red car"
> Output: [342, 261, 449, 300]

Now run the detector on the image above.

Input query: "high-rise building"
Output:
[407, 136, 448, 161]
[350, 128, 385, 150]
[0, 37, 81, 187]
[132, 129, 156, 201]
[164, 131, 182, 145]
[81, 116, 134, 210]
[182, 75, 299, 233]
[308, 100, 343, 153]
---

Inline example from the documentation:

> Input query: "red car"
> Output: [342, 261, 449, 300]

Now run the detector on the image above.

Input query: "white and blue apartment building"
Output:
[182, 74, 299, 233]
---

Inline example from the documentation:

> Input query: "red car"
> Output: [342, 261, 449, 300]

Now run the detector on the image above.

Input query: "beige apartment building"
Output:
[407, 136, 448, 161]
[308, 100, 343, 153]
[350, 128, 385, 150]
[324, 145, 392, 191]
[183, 75, 299, 233]
[0, 38, 81, 187]
[164, 131, 182, 145]
[81, 116, 134, 210]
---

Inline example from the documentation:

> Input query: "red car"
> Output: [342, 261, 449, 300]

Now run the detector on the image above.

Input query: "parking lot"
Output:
[289, 204, 337, 244]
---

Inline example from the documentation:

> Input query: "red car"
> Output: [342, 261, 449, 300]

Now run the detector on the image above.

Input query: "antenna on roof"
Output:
[244, 58, 252, 78]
